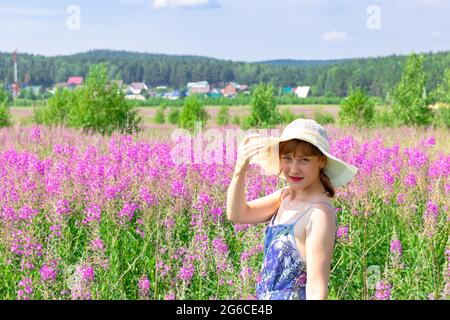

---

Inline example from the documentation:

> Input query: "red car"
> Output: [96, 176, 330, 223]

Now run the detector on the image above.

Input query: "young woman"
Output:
[226, 118, 358, 300]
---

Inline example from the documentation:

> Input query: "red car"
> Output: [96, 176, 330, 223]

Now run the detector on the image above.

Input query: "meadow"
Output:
[0, 108, 449, 300]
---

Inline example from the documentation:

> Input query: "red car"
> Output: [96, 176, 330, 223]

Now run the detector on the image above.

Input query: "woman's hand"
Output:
[235, 133, 266, 174]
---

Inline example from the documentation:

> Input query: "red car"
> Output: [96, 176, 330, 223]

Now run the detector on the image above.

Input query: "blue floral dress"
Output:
[256, 201, 336, 300]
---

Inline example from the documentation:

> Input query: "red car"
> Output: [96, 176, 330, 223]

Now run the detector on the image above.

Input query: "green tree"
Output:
[0, 82, 11, 105]
[67, 64, 142, 135]
[0, 84, 11, 127]
[168, 107, 180, 125]
[390, 53, 432, 126]
[431, 68, 450, 103]
[34, 88, 72, 125]
[339, 88, 375, 127]
[178, 95, 210, 131]
[216, 105, 230, 126]
[0, 102, 11, 127]
[248, 83, 282, 128]
[35, 64, 142, 135]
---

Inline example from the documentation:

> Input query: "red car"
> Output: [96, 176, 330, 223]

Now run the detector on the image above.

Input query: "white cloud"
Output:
[0, 5, 62, 16]
[322, 31, 350, 42]
[152, 0, 210, 9]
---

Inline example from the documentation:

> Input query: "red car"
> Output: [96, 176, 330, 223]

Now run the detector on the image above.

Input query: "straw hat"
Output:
[249, 118, 358, 187]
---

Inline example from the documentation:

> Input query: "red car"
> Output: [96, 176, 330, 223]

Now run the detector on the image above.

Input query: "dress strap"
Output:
[292, 201, 336, 225]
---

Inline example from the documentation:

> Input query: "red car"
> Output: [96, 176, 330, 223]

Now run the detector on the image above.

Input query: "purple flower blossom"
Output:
[30, 126, 41, 142]
[164, 293, 176, 300]
[212, 237, 229, 255]
[390, 239, 403, 256]
[140, 187, 157, 206]
[336, 225, 349, 240]
[55, 199, 71, 216]
[83, 203, 102, 224]
[425, 201, 439, 221]
[17, 277, 33, 300]
[375, 280, 392, 300]
[118, 202, 139, 222]
[138, 275, 151, 299]
[177, 262, 195, 283]
[396, 194, 406, 205]
[78, 265, 95, 282]
[40, 264, 57, 282]
[164, 218, 175, 229]
[91, 238, 104, 251]
[405, 172, 417, 187]
[383, 172, 395, 186]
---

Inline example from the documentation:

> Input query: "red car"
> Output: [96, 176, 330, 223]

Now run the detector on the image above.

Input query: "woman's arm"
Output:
[304, 204, 337, 300]
[226, 134, 284, 224]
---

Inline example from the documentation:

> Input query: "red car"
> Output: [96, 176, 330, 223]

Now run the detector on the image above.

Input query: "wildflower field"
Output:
[0, 124, 448, 300]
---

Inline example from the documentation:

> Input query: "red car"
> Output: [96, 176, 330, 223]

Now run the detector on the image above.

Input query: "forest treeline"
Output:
[0, 49, 449, 97]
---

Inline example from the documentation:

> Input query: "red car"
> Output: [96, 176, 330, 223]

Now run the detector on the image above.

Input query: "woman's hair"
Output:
[277, 139, 335, 198]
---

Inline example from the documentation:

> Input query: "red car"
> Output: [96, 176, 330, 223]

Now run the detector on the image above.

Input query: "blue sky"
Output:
[0, 0, 449, 61]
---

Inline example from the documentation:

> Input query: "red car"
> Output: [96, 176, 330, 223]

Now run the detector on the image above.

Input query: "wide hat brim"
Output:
[249, 135, 358, 188]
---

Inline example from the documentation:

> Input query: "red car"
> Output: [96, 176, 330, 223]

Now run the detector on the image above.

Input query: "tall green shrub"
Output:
[248, 83, 282, 128]
[178, 95, 210, 131]
[339, 88, 374, 127]
[216, 105, 230, 126]
[390, 53, 432, 126]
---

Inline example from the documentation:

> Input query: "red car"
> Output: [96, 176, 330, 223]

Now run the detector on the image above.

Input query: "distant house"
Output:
[67, 77, 83, 87]
[294, 86, 310, 98]
[163, 90, 180, 100]
[208, 88, 222, 98]
[187, 81, 210, 95]
[282, 86, 293, 94]
[239, 84, 249, 92]
[221, 82, 249, 97]
[127, 82, 149, 95]
[222, 83, 238, 97]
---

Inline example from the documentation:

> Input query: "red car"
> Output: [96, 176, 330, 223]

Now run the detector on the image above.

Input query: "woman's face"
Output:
[280, 151, 325, 187]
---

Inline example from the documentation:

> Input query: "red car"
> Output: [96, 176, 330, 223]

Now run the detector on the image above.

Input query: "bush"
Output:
[0, 102, 11, 128]
[178, 95, 210, 131]
[0, 85, 12, 127]
[216, 105, 230, 126]
[34, 64, 142, 135]
[248, 83, 282, 128]
[431, 104, 450, 128]
[34, 88, 72, 126]
[339, 88, 375, 127]
[168, 107, 180, 125]
[154, 107, 165, 124]
[372, 107, 396, 128]
[240, 115, 254, 130]
[280, 108, 296, 124]
[313, 111, 335, 125]
[231, 115, 241, 126]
